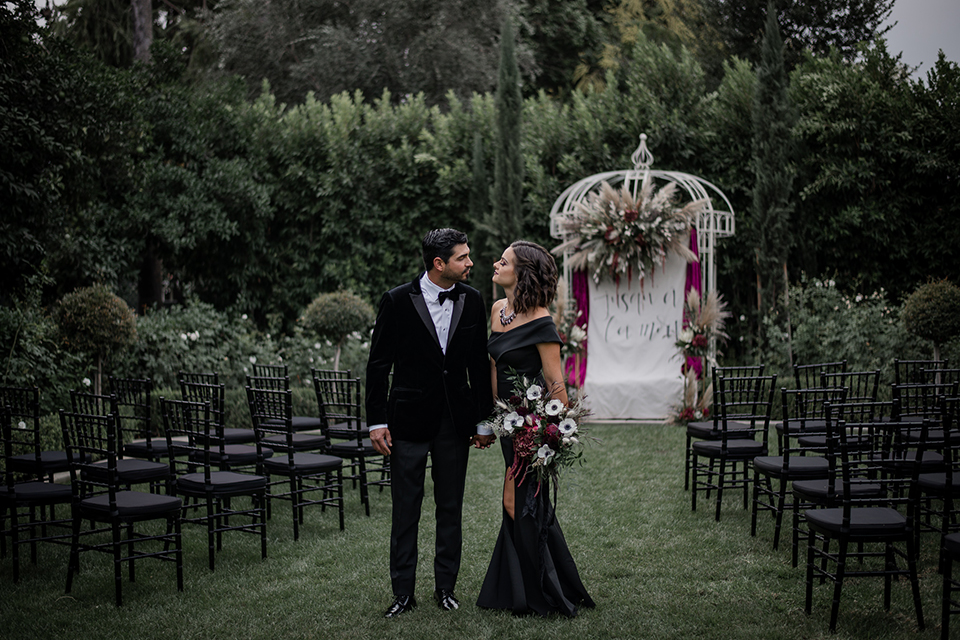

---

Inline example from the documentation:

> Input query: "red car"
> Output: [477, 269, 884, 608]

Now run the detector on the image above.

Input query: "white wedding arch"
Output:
[549, 134, 737, 420]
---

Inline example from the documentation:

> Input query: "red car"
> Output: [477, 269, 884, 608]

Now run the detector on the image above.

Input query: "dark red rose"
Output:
[516, 406, 531, 417]
[692, 334, 708, 348]
[624, 209, 639, 223]
[545, 424, 560, 443]
[509, 395, 522, 406]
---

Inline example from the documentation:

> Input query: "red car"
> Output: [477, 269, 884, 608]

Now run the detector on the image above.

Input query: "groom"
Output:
[366, 228, 494, 618]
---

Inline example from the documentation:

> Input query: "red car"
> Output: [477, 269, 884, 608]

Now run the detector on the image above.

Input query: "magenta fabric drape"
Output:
[683, 228, 703, 379]
[564, 269, 590, 386]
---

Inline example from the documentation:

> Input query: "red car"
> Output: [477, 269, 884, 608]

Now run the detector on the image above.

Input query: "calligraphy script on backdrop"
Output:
[595, 287, 682, 344]
[584, 250, 687, 419]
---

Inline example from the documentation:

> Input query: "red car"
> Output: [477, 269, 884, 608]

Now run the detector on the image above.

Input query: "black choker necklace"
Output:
[499, 305, 517, 326]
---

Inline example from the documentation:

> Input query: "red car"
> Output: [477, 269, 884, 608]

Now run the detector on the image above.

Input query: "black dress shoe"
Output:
[384, 595, 417, 618]
[434, 589, 460, 611]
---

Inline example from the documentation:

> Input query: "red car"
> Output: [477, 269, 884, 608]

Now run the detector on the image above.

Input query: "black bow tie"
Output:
[438, 289, 460, 304]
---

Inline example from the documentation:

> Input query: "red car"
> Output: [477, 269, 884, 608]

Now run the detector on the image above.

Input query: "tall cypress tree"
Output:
[750, 1, 794, 322]
[489, 13, 524, 255]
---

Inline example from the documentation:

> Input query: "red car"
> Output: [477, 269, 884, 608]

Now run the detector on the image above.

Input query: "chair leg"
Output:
[906, 537, 926, 631]
[773, 482, 787, 551]
[684, 435, 692, 491]
[691, 454, 699, 512]
[828, 538, 848, 632]
[804, 528, 815, 615]
[714, 459, 726, 522]
[112, 522, 123, 607]
[943, 551, 953, 640]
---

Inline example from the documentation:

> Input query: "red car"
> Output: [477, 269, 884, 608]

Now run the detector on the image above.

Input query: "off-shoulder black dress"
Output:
[476, 316, 594, 617]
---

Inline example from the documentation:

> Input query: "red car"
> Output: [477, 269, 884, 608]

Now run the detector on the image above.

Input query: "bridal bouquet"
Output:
[484, 375, 592, 485]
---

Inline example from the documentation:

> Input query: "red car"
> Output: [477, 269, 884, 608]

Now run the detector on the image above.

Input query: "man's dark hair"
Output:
[422, 228, 468, 272]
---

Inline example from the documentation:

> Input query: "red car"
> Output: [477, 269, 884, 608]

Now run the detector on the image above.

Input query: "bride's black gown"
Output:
[476, 316, 594, 617]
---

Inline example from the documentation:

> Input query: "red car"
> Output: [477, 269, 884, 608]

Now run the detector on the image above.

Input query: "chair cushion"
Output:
[0, 480, 72, 504]
[753, 455, 829, 479]
[80, 490, 181, 520]
[8, 450, 72, 475]
[944, 532, 960, 557]
[804, 506, 906, 536]
[264, 452, 342, 474]
[328, 439, 378, 457]
[918, 472, 960, 495]
[190, 444, 270, 466]
[262, 433, 329, 451]
[691, 439, 766, 459]
[328, 421, 369, 439]
[177, 471, 267, 496]
[776, 419, 827, 436]
[212, 428, 256, 444]
[686, 420, 753, 440]
[124, 440, 170, 459]
[792, 479, 885, 503]
[116, 458, 171, 484]
[291, 416, 324, 432]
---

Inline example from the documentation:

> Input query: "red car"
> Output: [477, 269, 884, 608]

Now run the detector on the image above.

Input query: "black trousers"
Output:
[389, 415, 470, 596]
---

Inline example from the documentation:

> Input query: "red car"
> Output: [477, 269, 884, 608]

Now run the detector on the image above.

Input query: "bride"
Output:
[476, 240, 594, 617]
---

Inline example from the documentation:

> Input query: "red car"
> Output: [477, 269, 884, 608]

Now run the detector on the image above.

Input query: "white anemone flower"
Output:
[502, 412, 524, 434]
[558, 418, 578, 435]
[526, 384, 543, 401]
[545, 399, 564, 416]
[537, 444, 555, 463]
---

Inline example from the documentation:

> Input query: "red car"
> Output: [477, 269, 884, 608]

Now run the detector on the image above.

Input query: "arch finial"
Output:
[631, 133, 654, 171]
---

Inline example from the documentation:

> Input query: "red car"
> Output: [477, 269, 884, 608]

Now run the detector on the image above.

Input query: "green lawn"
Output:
[0, 423, 947, 639]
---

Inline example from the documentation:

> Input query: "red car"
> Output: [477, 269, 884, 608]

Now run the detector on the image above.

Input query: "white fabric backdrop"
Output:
[583, 250, 687, 420]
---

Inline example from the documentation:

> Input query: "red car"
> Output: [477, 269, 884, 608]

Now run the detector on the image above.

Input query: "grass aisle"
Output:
[0, 423, 945, 639]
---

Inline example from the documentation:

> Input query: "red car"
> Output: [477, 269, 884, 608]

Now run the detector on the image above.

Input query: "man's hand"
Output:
[471, 434, 496, 449]
[370, 427, 392, 456]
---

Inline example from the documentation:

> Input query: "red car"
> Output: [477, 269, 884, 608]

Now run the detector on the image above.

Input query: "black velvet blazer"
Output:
[365, 274, 493, 442]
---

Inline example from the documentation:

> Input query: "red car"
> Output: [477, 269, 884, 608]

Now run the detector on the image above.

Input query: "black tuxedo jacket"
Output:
[365, 274, 493, 442]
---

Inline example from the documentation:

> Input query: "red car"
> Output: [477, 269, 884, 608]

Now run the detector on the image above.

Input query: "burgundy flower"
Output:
[604, 226, 619, 243]
[545, 423, 561, 444]
[509, 395, 522, 406]
[692, 334, 708, 349]
[516, 406, 531, 417]
[624, 209, 639, 223]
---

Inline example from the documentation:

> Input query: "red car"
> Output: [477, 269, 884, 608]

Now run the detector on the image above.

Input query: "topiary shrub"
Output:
[54, 284, 137, 395]
[300, 291, 374, 371]
[901, 279, 960, 362]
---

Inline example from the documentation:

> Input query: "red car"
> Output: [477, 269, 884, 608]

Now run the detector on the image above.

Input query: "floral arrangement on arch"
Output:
[672, 288, 730, 424]
[551, 279, 587, 392]
[484, 374, 592, 486]
[553, 176, 706, 286]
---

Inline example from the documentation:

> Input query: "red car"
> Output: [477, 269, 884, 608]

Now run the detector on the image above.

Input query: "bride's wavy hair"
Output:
[510, 240, 558, 315]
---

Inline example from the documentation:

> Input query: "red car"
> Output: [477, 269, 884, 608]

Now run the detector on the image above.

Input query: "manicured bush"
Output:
[901, 279, 960, 362]
[53, 284, 137, 394]
[300, 291, 374, 371]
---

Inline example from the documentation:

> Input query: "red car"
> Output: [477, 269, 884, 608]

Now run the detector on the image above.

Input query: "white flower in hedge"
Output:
[189, 331, 199, 341]
[180, 333, 188, 340]
[545, 399, 564, 416]
[502, 412, 523, 434]
[526, 384, 543, 401]
[314, 342, 322, 350]
[82, 378, 91, 387]
[249, 356, 257, 364]
[537, 444, 555, 464]
[17, 421, 26, 430]
[558, 418, 578, 435]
